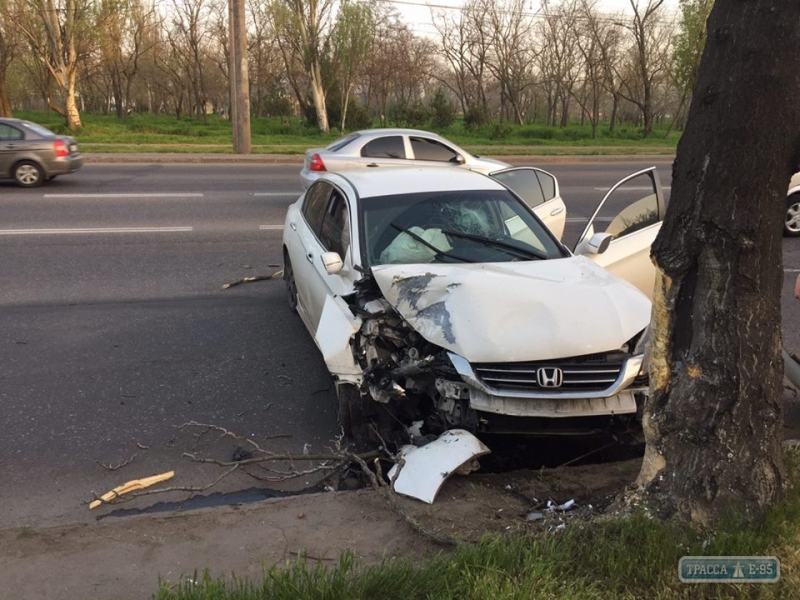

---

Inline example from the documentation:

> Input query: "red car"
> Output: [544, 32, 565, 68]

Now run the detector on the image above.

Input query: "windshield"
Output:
[359, 190, 565, 266]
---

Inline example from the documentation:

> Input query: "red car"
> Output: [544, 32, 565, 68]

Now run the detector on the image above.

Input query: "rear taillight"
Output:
[309, 153, 326, 172]
[54, 139, 69, 157]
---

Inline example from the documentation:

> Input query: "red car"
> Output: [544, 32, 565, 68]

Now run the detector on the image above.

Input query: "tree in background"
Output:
[0, 0, 19, 116]
[331, 0, 374, 132]
[637, 0, 800, 522]
[670, 0, 714, 131]
[12, 0, 97, 130]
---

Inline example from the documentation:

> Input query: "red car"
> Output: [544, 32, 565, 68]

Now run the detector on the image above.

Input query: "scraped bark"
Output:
[635, 0, 800, 523]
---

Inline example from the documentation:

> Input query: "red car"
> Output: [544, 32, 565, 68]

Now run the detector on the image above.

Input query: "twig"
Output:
[221, 270, 283, 289]
[350, 453, 458, 547]
[95, 452, 137, 471]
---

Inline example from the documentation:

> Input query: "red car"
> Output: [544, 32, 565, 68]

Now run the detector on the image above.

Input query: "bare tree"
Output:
[0, 0, 20, 116]
[637, 0, 800, 522]
[331, 0, 374, 132]
[615, 0, 669, 136]
[270, 0, 336, 133]
[11, 0, 97, 129]
[483, 0, 537, 125]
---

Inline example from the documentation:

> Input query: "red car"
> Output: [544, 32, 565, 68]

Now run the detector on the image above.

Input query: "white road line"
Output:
[259, 225, 284, 230]
[252, 192, 299, 197]
[592, 186, 671, 191]
[0, 226, 194, 235]
[566, 217, 613, 223]
[42, 193, 204, 199]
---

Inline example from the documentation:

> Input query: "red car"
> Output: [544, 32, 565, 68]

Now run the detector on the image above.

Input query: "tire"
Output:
[14, 161, 44, 188]
[336, 384, 372, 452]
[283, 252, 298, 311]
[786, 193, 800, 237]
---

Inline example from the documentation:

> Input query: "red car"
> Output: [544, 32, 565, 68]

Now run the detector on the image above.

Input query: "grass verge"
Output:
[153, 474, 800, 599]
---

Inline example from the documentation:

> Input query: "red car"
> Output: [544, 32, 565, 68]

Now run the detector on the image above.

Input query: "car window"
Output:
[303, 182, 332, 234]
[361, 136, 405, 159]
[326, 133, 360, 152]
[20, 121, 54, 137]
[604, 194, 660, 239]
[409, 137, 459, 162]
[490, 169, 556, 207]
[360, 190, 564, 266]
[0, 124, 23, 141]
[318, 191, 351, 258]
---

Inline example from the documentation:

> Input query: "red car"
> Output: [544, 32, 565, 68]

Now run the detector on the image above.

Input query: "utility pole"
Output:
[229, 0, 251, 154]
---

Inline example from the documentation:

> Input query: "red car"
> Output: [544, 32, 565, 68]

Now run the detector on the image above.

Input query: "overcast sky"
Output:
[374, 0, 681, 38]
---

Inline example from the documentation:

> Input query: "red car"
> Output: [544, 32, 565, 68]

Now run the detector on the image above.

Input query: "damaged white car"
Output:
[282, 166, 665, 449]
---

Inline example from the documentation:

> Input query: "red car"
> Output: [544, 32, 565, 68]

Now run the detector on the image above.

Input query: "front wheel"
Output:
[283, 252, 298, 311]
[14, 161, 44, 188]
[786, 193, 800, 237]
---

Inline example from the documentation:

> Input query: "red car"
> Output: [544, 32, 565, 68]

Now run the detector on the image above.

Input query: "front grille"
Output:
[472, 351, 627, 394]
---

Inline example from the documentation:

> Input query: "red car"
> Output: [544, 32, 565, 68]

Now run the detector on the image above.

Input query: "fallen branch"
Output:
[95, 451, 137, 471]
[89, 471, 175, 509]
[221, 270, 284, 289]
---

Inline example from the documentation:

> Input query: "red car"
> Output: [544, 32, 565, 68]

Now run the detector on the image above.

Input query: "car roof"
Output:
[351, 128, 448, 139]
[324, 167, 506, 199]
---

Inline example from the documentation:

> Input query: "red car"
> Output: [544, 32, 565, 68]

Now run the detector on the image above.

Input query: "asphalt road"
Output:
[1, 159, 798, 529]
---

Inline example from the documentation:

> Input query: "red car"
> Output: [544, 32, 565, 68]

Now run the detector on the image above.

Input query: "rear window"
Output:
[21, 121, 55, 138]
[409, 137, 459, 162]
[326, 133, 360, 152]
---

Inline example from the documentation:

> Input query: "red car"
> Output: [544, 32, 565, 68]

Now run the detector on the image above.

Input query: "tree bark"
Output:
[636, 0, 800, 524]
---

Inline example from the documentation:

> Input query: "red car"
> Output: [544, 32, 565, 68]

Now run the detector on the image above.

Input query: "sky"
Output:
[371, 0, 681, 38]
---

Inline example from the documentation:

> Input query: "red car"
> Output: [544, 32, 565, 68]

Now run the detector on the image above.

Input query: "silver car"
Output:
[299, 128, 510, 190]
[0, 118, 83, 187]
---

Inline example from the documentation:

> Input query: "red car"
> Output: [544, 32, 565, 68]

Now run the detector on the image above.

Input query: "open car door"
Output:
[489, 167, 567, 240]
[573, 167, 666, 300]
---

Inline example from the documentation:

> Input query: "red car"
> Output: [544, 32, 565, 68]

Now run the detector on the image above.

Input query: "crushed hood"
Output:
[371, 258, 651, 363]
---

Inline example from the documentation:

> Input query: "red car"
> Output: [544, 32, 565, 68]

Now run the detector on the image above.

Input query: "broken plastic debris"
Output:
[558, 499, 576, 511]
[406, 420, 424, 439]
[525, 512, 545, 521]
[387, 429, 490, 504]
[89, 470, 174, 509]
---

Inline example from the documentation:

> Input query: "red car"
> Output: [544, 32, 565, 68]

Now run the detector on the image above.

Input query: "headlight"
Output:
[632, 324, 651, 356]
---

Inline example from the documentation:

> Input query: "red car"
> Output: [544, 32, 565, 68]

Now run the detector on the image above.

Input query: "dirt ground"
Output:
[3, 388, 799, 600]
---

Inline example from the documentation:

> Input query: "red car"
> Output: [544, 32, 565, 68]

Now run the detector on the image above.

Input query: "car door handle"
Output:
[5, 143, 16, 149]
[550, 207, 565, 216]
[290, 222, 297, 231]
[306, 253, 314, 263]
[366, 163, 379, 167]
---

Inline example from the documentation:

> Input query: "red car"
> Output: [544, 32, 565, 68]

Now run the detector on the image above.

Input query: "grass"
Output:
[16, 525, 37, 539]
[153, 474, 800, 599]
[12, 111, 680, 156]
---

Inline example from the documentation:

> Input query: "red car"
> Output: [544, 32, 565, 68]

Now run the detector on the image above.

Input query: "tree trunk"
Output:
[65, 74, 82, 130]
[0, 75, 11, 117]
[636, 0, 800, 524]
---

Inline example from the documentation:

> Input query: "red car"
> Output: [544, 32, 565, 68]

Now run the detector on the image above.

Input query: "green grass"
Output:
[153, 481, 800, 600]
[13, 111, 679, 156]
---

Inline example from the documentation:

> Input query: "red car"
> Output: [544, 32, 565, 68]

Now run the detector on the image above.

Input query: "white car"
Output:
[282, 166, 666, 447]
[299, 129, 511, 190]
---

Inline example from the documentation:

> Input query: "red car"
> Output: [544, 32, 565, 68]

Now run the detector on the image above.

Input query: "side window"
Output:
[605, 194, 660, 240]
[318, 191, 351, 258]
[490, 169, 556, 208]
[361, 136, 405, 159]
[410, 137, 459, 162]
[0, 124, 23, 141]
[302, 182, 332, 234]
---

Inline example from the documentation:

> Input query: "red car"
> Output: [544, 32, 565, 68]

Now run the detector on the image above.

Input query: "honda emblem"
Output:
[536, 367, 564, 388]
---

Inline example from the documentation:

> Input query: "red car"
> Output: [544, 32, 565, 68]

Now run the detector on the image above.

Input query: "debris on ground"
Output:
[89, 471, 175, 509]
[221, 270, 283, 289]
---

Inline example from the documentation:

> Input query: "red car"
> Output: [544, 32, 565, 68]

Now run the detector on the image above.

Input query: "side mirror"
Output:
[321, 251, 344, 274]
[452, 154, 466, 165]
[575, 232, 613, 256]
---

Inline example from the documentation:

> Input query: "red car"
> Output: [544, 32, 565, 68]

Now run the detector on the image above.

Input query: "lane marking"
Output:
[43, 193, 204, 199]
[259, 225, 284, 230]
[252, 192, 299, 197]
[566, 217, 613, 223]
[592, 186, 671, 191]
[0, 226, 194, 235]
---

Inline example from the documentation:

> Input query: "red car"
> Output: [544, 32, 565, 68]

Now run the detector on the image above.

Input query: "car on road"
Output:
[299, 127, 510, 187]
[282, 165, 666, 448]
[0, 117, 83, 187]
[787, 172, 800, 237]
